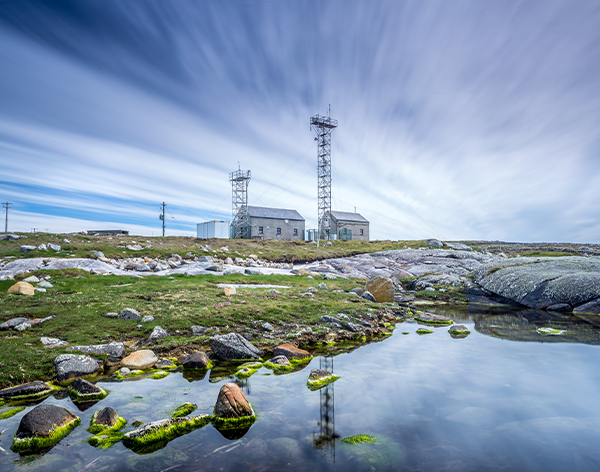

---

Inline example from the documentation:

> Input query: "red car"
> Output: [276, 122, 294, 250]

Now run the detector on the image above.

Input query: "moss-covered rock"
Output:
[307, 369, 339, 390]
[150, 372, 169, 380]
[448, 324, 471, 336]
[0, 381, 60, 402]
[414, 312, 453, 325]
[0, 406, 25, 420]
[212, 383, 256, 430]
[341, 434, 377, 445]
[416, 328, 433, 335]
[88, 407, 127, 448]
[170, 403, 197, 418]
[537, 327, 565, 335]
[67, 378, 108, 402]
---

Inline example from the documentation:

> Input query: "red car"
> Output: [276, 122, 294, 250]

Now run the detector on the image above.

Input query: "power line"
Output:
[2, 202, 12, 233]
[166, 207, 188, 236]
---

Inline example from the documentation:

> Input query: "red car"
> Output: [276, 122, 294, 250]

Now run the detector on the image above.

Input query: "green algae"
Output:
[0, 406, 25, 420]
[212, 413, 256, 430]
[449, 328, 471, 335]
[416, 328, 433, 335]
[122, 415, 211, 454]
[182, 360, 213, 371]
[414, 316, 453, 325]
[68, 385, 108, 402]
[170, 403, 197, 418]
[11, 416, 80, 453]
[88, 413, 127, 448]
[342, 434, 377, 445]
[537, 327, 565, 335]
[235, 366, 261, 379]
[3, 383, 61, 403]
[307, 374, 340, 390]
[402, 332, 409, 335]
[115, 369, 146, 380]
[263, 361, 294, 373]
[150, 372, 169, 380]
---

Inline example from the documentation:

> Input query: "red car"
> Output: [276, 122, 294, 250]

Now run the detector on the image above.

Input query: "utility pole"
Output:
[159, 202, 166, 237]
[2, 202, 12, 233]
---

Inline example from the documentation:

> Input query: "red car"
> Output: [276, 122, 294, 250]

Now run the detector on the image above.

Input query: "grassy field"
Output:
[0, 233, 431, 263]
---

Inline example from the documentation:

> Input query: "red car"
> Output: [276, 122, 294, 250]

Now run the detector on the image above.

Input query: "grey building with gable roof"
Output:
[327, 210, 369, 241]
[239, 206, 305, 241]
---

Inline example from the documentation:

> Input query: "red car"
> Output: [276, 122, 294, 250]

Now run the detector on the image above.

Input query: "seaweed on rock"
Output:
[11, 416, 81, 453]
[0, 406, 25, 420]
[170, 403, 197, 418]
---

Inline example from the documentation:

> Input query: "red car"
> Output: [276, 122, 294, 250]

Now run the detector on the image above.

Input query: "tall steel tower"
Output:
[230, 166, 251, 239]
[311, 107, 338, 239]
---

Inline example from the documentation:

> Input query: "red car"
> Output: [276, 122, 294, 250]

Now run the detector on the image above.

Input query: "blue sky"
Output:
[1, 0, 600, 242]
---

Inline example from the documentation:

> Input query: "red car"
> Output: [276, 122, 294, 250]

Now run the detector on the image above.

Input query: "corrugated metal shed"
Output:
[246, 206, 304, 221]
[329, 211, 369, 223]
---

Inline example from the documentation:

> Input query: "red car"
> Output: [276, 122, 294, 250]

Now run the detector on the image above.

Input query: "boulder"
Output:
[93, 407, 119, 428]
[343, 322, 361, 332]
[365, 276, 395, 303]
[448, 324, 471, 335]
[0, 381, 54, 400]
[360, 291, 377, 302]
[121, 350, 158, 370]
[214, 383, 254, 419]
[155, 359, 175, 369]
[148, 326, 169, 342]
[20, 245, 36, 252]
[0, 317, 29, 330]
[414, 312, 453, 325]
[428, 239, 444, 248]
[0, 234, 20, 240]
[47, 244, 61, 251]
[23, 275, 40, 283]
[68, 378, 107, 400]
[190, 325, 209, 336]
[307, 369, 339, 389]
[54, 354, 100, 382]
[445, 242, 472, 251]
[141, 315, 154, 322]
[8, 281, 35, 296]
[209, 333, 263, 360]
[273, 344, 312, 361]
[118, 308, 141, 320]
[68, 342, 125, 357]
[268, 355, 290, 366]
[260, 322, 274, 332]
[183, 351, 210, 369]
[41, 337, 69, 348]
[37, 281, 53, 288]
[222, 286, 236, 296]
[11, 404, 79, 452]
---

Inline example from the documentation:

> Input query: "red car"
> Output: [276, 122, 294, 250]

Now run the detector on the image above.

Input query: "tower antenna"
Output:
[310, 107, 338, 240]
[2, 202, 12, 233]
[229, 167, 251, 239]
[159, 202, 166, 237]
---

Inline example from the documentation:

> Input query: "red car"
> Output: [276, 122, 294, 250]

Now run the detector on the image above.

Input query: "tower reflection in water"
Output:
[312, 356, 339, 461]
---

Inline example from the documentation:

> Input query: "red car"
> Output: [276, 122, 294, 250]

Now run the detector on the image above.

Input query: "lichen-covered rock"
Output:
[273, 344, 312, 361]
[148, 325, 169, 342]
[11, 404, 80, 453]
[214, 383, 254, 419]
[473, 256, 600, 311]
[0, 317, 29, 330]
[414, 312, 453, 325]
[7, 281, 35, 296]
[0, 381, 56, 400]
[121, 350, 158, 369]
[67, 378, 107, 401]
[209, 333, 262, 360]
[222, 286, 236, 296]
[118, 308, 141, 320]
[365, 276, 395, 303]
[54, 354, 100, 383]
[68, 342, 125, 357]
[182, 351, 210, 370]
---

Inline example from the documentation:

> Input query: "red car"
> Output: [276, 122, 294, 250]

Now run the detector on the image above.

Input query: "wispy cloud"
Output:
[1, 1, 599, 241]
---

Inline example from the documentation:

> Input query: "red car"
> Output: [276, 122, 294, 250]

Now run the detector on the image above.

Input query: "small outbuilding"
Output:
[240, 206, 305, 241]
[197, 220, 230, 239]
[327, 211, 369, 241]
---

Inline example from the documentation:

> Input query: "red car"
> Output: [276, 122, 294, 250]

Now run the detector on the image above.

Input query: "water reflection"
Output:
[312, 356, 338, 461]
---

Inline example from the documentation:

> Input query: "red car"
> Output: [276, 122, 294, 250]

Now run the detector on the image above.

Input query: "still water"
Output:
[2, 305, 600, 471]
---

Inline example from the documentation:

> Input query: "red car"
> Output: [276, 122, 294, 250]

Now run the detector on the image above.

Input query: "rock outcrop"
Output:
[365, 276, 395, 303]
[121, 350, 158, 370]
[214, 383, 255, 419]
[7, 281, 34, 296]
[209, 333, 262, 360]
[54, 354, 100, 382]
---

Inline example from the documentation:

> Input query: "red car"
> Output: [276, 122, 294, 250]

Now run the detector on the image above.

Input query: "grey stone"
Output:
[38, 244, 47, 251]
[54, 354, 100, 382]
[0, 381, 53, 400]
[0, 234, 20, 240]
[574, 298, 600, 314]
[269, 355, 290, 366]
[428, 239, 444, 248]
[21, 245, 36, 253]
[306, 287, 318, 292]
[93, 251, 105, 259]
[68, 378, 105, 397]
[105, 312, 119, 318]
[14, 322, 32, 331]
[182, 351, 210, 369]
[350, 287, 364, 296]
[302, 292, 314, 298]
[190, 326, 209, 335]
[23, 275, 40, 283]
[135, 264, 151, 272]
[361, 291, 377, 302]
[94, 407, 119, 428]
[14, 404, 78, 441]
[34, 287, 46, 293]
[0, 317, 29, 330]
[37, 281, 53, 288]
[343, 322, 361, 332]
[267, 289, 280, 294]
[68, 342, 125, 357]
[209, 333, 263, 360]
[197, 256, 213, 262]
[307, 275, 314, 280]
[118, 308, 141, 320]
[261, 322, 274, 332]
[118, 367, 131, 377]
[320, 315, 342, 327]
[444, 242, 473, 251]
[323, 273, 337, 280]
[41, 337, 69, 347]
[47, 244, 61, 251]
[318, 283, 327, 290]
[546, 303, 572, 312]
[141, 315, 154, 322]
[148, 326, 169, 341]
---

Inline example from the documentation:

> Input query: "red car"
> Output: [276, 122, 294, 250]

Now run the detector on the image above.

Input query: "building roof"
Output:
[246, 206, 305, 221]
[329, 211, 369, 223]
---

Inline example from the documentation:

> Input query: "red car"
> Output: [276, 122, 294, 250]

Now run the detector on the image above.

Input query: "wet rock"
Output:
[307, 369, 339, 389]
[123, 415, 210, 449]
[11, 404, 79, 453]
[8, 281, 35, 296]
[448, 324, 470, 335]
[148, 326, 170, 342]
[54, 354, 100, 382]
[0, 381, 54, 400]
[155, 359, 175, 369]
[121, 350, 158, 370]
[210, 333, 263, 360]
[344, 322, 362, 333]
[273, 344, 312, 360]
[546, 303, 572, 312]
[183, 351, 210, 369]
[214, 383, 255, 419]
[361, 291, 377, 302]
[365, 276, 395, 303]
[68, 378, 107, 400]
[414, 312, 453, 325]
[94, 407, 119, 428]
[574, 299, 600, 314]
[118, 308, 141, 320]
[118, 367, 131, 377]
[68, 342, 125, 357]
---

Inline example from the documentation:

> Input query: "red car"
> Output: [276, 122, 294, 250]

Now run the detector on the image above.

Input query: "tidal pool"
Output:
[2, 305, 600, 471]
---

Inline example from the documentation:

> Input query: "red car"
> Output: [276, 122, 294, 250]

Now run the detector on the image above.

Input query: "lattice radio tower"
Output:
[229, 165, 251, 239]
[311, 106, 338, 239]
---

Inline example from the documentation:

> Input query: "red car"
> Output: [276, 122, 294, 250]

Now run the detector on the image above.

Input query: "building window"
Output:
[277, 227, 281, 235]
[360, 229, 364, 236]
[258, 226, 263, 234]
[293, 229, 298, 236]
